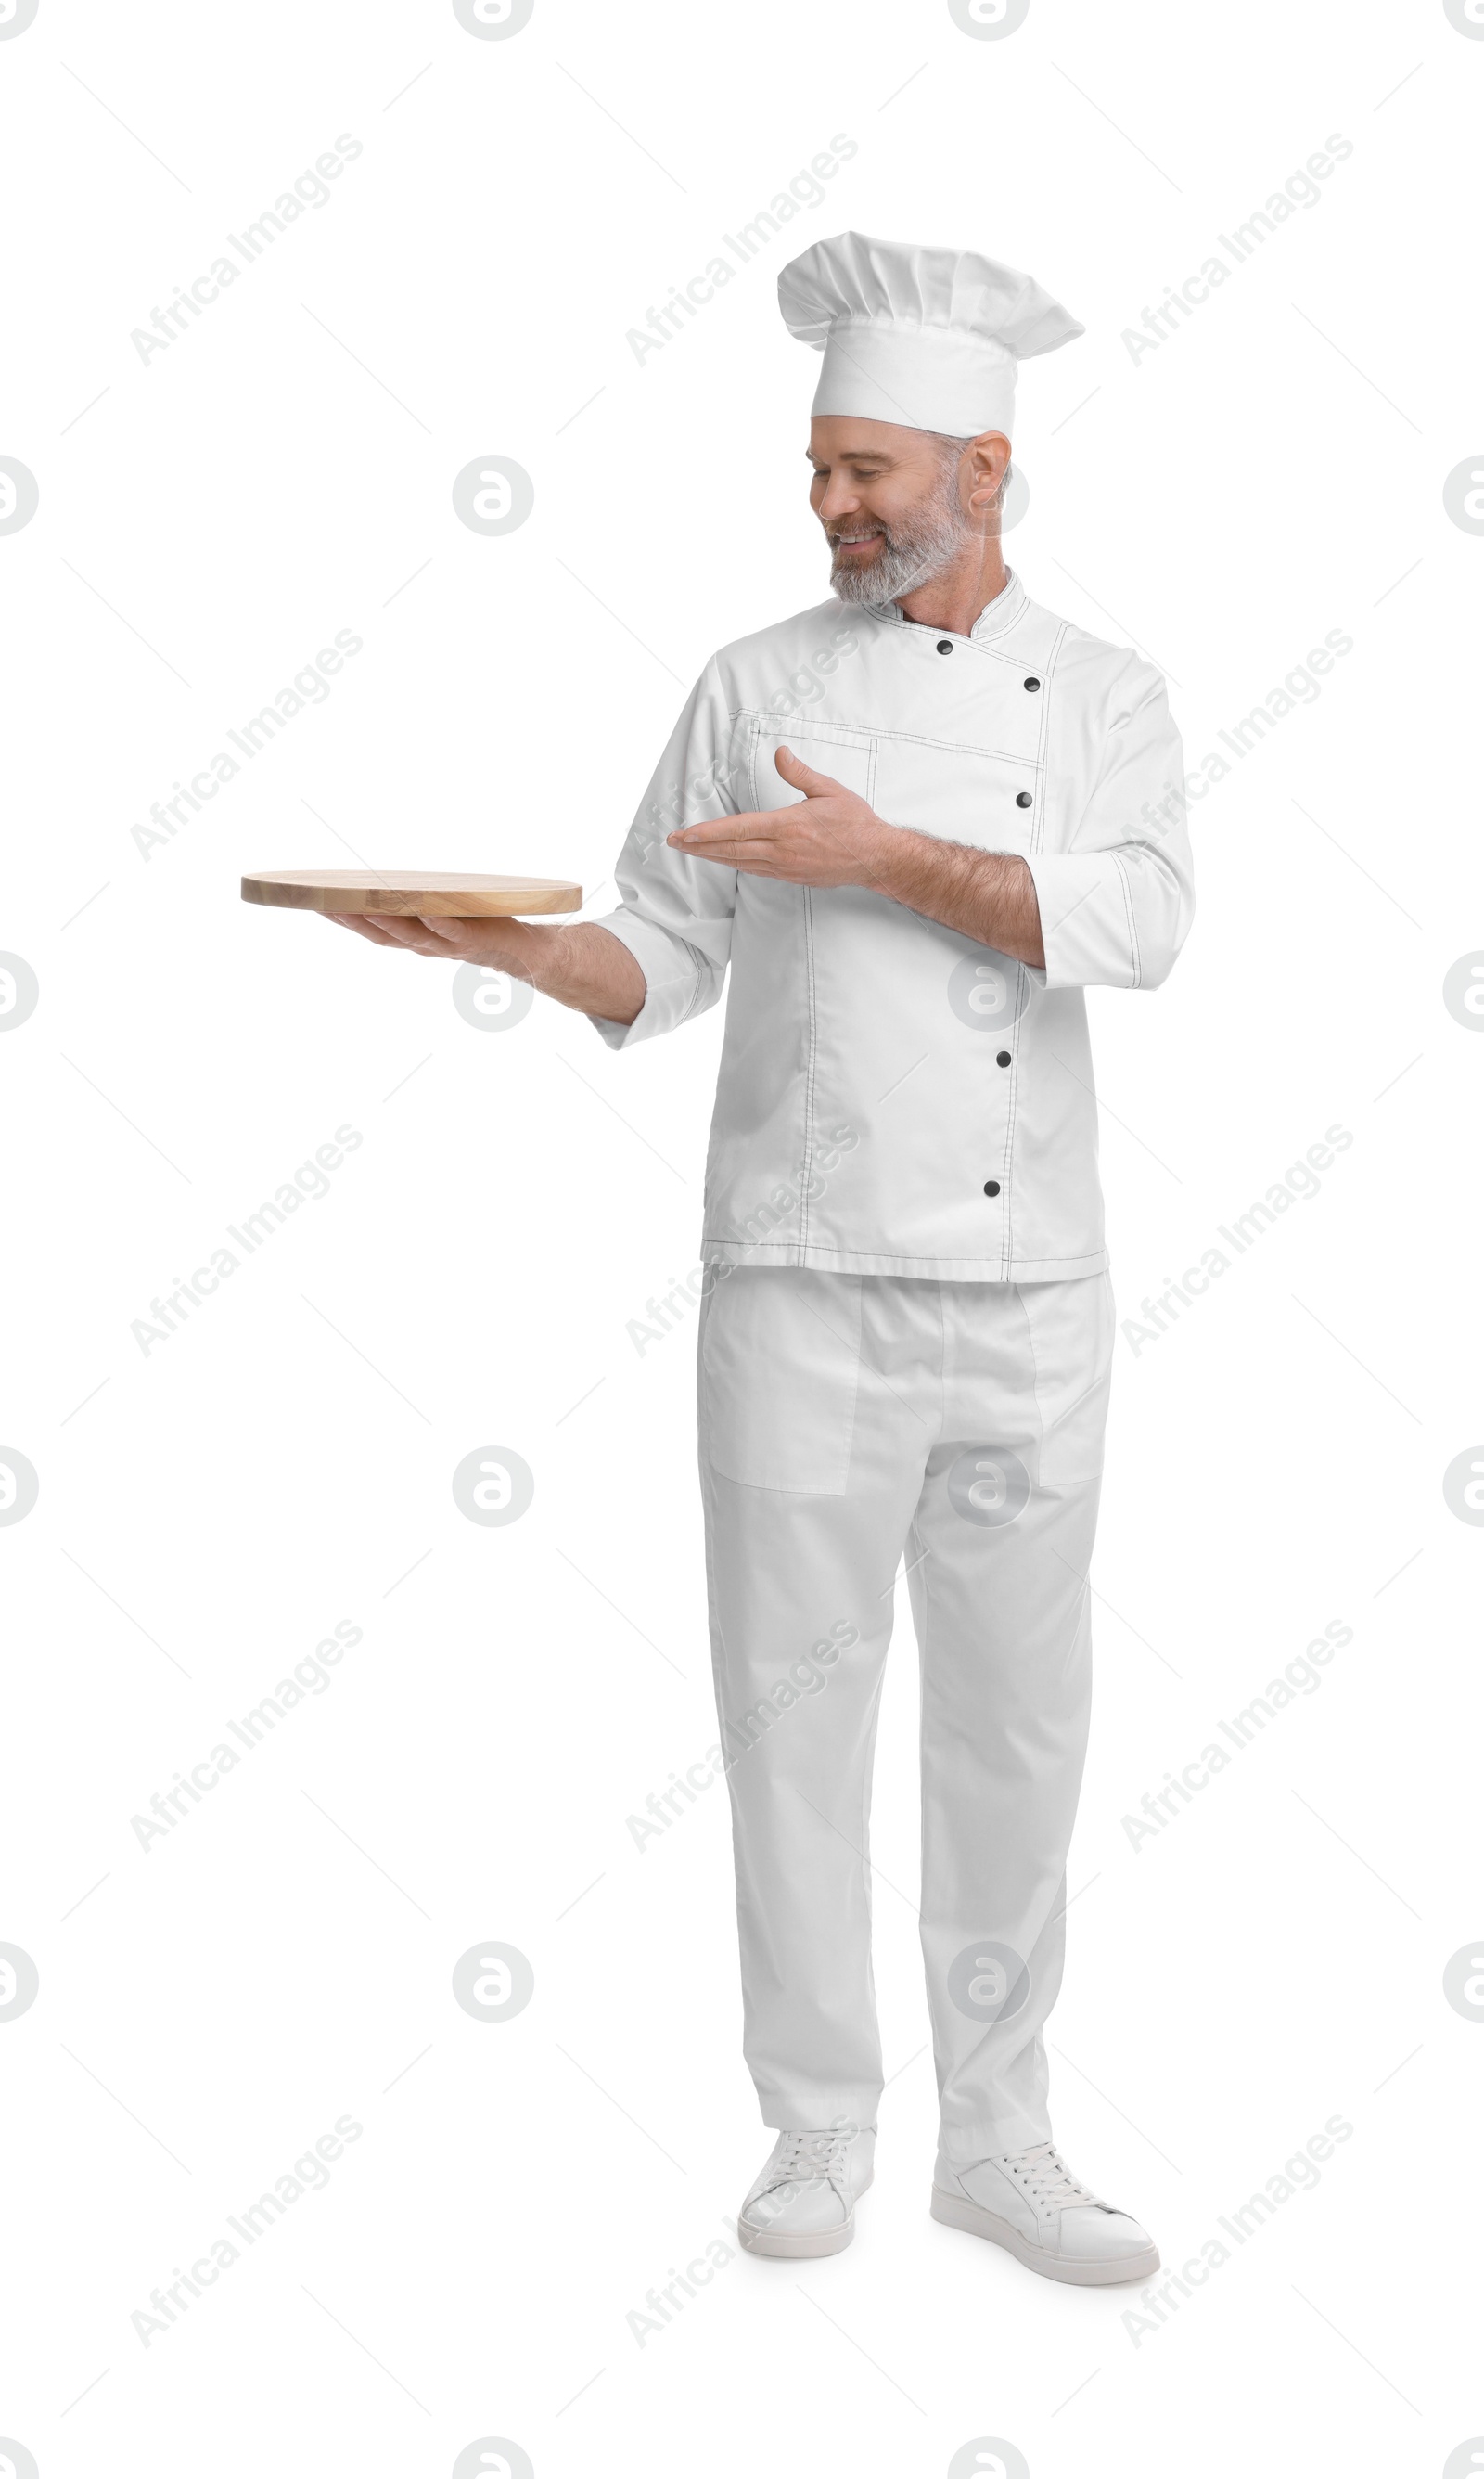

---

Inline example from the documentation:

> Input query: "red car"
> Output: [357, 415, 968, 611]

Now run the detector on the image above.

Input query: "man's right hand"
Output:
[322, 912, 646, 1028]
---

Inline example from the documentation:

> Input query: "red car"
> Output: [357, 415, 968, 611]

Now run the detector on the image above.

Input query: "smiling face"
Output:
[807, 415, 1011, 606]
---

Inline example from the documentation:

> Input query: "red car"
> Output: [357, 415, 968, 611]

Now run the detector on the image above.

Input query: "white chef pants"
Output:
[697, 1265, 1114, 2165]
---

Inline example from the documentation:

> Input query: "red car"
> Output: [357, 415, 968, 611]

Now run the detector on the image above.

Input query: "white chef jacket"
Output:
[589, 570, 1195, 1282]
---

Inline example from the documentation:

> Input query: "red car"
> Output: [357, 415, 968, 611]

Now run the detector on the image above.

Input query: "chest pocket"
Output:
[746, 719, 876, 813]
[871, 735, 1039, 854]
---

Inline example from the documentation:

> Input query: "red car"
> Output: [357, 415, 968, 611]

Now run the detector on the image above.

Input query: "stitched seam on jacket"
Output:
[872, 585, 1030, 648]
[876, 726, 1042, 770]
[674, 970, 709, 1028]
[701, 1236, 1106, 1265]
[740, 711, 1041, 772]
[1030, 623, 1068, 859]
[635, 944, 717, 1030]
[998, 628, 1067, 1279]
[799, 889, 820, 1265]
[736, 710, 876, 742]
[999, 963, 1026, 1278]
[1115, 851, 1141, 986]
[951, 639, 1047, 673]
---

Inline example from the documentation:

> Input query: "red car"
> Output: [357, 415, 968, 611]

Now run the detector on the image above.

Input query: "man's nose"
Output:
[817, 478, 863, 522]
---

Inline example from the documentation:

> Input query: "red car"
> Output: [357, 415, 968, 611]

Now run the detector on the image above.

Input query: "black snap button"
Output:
[983, 1180, 1001, 1197]
[1015, 790, 1032, 809]
[996, 1050, 1012, 1067]
[936, 638, 953, 654]
[1024, 676, 1041, 691]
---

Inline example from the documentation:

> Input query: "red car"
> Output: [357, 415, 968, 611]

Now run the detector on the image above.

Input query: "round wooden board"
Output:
[242, 868, 582, 918]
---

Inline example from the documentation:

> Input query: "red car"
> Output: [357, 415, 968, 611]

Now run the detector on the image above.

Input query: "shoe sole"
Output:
[738, 2171, 873, 2259]
[929, 2186, 1159, 2287]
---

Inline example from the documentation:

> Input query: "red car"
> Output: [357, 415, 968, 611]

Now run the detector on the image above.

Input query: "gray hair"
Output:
[928, 430, 1012, 494]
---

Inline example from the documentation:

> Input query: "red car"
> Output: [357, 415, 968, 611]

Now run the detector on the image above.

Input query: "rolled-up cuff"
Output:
[585, 907, 716, 1050]
[1023, 850, 1138, 991]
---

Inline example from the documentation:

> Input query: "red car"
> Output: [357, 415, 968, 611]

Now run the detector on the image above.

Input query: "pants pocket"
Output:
[698, 1266, 862, 1494]
[1019, 1271, 1115, 1485]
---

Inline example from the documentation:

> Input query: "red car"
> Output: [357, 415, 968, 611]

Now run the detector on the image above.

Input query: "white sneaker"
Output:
[931, 2139, 1159, 2286]
[738, 2126, 876, 2258]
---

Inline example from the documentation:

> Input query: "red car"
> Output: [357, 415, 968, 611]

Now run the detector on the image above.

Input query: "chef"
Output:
[329, 232, 1195, 2287]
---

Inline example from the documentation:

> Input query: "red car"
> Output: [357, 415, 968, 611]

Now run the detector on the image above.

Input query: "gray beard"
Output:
[828, 475, 972, 606]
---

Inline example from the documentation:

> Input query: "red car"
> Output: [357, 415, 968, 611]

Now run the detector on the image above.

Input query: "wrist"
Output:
[510, 919, 568, 992]
[859, 817, 914, 895]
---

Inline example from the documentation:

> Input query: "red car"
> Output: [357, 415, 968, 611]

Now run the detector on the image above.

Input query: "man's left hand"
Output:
[667, 745, 891, 887]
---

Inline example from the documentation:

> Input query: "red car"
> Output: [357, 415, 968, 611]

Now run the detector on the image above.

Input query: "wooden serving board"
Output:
[241, 869, 582, 918]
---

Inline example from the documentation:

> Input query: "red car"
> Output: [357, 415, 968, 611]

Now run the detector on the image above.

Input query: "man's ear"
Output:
[966, 430, 1012, 514]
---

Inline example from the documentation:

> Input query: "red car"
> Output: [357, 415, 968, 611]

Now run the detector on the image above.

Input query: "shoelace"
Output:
[997, 2141, 1099, 2211]
[765, 2127, 853, 2189]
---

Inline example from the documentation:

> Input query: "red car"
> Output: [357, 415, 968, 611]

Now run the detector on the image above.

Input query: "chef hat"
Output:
[777, 230, 1083, 439]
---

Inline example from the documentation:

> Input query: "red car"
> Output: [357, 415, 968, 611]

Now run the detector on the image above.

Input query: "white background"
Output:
[2, 0, 1481, 2473]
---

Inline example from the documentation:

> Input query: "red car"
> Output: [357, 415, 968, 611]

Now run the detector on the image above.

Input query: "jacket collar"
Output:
[860, 567, 1027, 645]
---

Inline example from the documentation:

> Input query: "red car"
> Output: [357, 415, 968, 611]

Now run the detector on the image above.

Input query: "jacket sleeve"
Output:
[1023, 653, 1196, 992]
[587, 657, 741, 1051]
